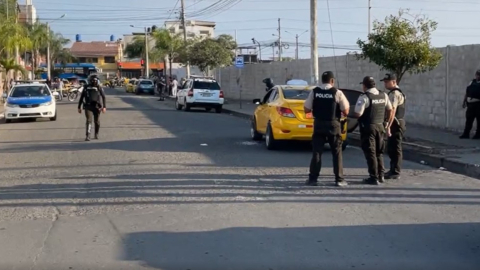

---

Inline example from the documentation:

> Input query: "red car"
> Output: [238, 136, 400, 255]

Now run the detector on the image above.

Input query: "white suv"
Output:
[175, 77, 224, 113]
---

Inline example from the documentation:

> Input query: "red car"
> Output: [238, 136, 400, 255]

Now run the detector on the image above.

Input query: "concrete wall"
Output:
[217, 44, 480, 131]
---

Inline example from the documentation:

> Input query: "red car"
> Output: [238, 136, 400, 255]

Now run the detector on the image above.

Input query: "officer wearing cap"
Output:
[304, 71, 350, 187]
[353, 76, 393, 185]
[78, 75, 106, 141]
[460, 70, 480, 139]
[381, 73, 406, 180]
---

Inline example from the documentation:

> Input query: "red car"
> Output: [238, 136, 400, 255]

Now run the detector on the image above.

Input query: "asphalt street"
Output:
[0, 88, 479, 269]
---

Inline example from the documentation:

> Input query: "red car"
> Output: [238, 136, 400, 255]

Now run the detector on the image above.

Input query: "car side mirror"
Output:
[2, 93, 7, 98]
[253, 98, 261, 105]
[52, 92, 59, 96]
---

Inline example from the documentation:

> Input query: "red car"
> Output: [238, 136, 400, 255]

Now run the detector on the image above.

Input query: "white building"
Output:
[164, 20, 215, 39]
[18, 0, 37, 25]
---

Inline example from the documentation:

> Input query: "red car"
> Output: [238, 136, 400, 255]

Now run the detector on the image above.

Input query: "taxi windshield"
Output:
[283, 89, 310, 100]
[10, 86, 50, 97]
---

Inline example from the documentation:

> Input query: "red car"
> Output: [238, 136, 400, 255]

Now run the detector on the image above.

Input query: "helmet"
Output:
[263, 78, 273, 84]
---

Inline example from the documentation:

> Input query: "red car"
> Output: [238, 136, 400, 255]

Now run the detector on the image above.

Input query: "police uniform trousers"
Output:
[360, 124, 385, 180]
[309, 123, 344, 182]
[463, 102, 480, 136]
[387, 119, 405, 175]
[85, 105, 101, 136]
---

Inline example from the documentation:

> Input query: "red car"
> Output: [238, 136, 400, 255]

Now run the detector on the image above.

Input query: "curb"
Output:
[222, 107, 480, 180]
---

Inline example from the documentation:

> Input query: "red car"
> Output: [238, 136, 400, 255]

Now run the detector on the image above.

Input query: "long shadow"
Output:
[0, 173, 479, 207]
[120, 223, 480, 270]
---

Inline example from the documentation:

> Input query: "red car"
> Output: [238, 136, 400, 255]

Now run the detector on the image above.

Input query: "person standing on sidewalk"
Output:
[353, 76, 393, 185]
[304, 71, 350, 187]
[381, 73, 406, 180]
[460, 70, 480, 139]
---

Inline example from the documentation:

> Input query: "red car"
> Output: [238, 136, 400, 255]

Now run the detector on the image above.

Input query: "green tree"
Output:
[152, 29, 185, 78]
[355, 10, 442, 83]
[27, 21, 50, 74]
[0, 58, 26, 91]
[189, 35, 237, 73]
[124, 36, 145, 58]
[0, 17, 32, 56]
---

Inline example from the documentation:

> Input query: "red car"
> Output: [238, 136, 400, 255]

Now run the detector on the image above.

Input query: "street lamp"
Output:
[285, 30, 308, 60]
[251, 38, 262, 62]
[46, 14, 66, 80]
[131, 25, 149, 78]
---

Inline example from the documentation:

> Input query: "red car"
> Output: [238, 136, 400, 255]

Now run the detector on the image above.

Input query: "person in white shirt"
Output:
[171, 78, 178, 97]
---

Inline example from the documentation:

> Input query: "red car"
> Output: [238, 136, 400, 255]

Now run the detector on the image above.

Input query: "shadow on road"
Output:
[119, 223, 480, 270]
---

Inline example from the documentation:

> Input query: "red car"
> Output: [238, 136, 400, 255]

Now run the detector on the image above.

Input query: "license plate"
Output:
[306, 112, 313, 118]
[201, 93, 212, 97]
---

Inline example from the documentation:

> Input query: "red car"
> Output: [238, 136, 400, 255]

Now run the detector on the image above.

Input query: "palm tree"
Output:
[0, 17, 32, 56]
[124, 36, 146, 59]
[0, 58, 26, 91]
[27, 22, 49, 75]
[152, 29, 186, 79]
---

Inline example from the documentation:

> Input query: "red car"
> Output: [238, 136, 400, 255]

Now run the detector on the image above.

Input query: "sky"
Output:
[30, 0, 480, 59]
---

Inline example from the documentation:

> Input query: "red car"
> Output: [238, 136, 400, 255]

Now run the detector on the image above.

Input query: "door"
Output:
[178, 80, 191, 104]
[255, 88, 276, 133]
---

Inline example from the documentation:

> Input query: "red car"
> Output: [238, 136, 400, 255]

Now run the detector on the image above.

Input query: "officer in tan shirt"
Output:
[304, 71, 350, 187]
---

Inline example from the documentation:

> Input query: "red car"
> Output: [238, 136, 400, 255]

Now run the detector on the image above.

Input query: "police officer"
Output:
[78, 75, 106, 141]
[381, 73, 406, 180]
[353, 76, 393, 185]
[262, 78, 275, 92]
[304, 71, 350, 187]
[460, 70, 480, 139]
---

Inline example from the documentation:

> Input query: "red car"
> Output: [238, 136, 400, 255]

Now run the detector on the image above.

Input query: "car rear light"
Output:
[188, 89, 193, 96]
[219, 90, 224, 98]
[276, 107, 296, 118]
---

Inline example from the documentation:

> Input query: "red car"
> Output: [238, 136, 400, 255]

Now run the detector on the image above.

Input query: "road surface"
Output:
[0, 88, 479, 270]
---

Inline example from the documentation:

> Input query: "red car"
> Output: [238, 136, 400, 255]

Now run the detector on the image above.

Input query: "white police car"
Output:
[2, 83, 58, 123]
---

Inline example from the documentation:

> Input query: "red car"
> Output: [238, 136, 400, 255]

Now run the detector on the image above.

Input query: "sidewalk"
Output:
[222, 99, 480, 179]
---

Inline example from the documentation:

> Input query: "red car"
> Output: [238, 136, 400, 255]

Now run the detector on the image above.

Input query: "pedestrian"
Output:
[353, 76, 393, 185]
[460, 70, 480, 139]
[304, 71, 350, 187]
[381, 73, 406, 180]
[157, 76, 166, 101]
[171, 77, 178, 97]
[78, 75, 106, 141]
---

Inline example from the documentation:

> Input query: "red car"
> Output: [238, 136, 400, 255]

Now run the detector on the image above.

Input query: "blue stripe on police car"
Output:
[7, 96, 52, 105]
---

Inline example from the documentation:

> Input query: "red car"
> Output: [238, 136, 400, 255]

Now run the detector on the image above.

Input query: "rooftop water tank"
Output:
[76, 34, 82, 42]
[110, 35, 115, 42]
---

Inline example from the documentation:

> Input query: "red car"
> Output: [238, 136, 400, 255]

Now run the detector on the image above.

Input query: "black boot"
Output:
[94, 133, 99, 140]
[459, 133, 470, 139]
[94, 124, 100, 139]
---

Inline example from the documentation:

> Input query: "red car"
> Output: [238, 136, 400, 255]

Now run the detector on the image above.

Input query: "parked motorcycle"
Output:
[67, 86, 82, 102]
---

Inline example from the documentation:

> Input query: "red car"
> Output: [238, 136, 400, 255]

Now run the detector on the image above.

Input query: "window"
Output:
[140, 80, 153, 85]
[11, 86, 50, 97]
[179, 25, 184, 29]
[90, 58, 98, 63]
[193, 81, 220, 90]
[200, 30, 210, 35]
[268, 89, 279, 102]
[282, 89, 310, 100]
[104, 56, 116, 63]
[169, 27, 176, 33]
[78, 57, 86, 63]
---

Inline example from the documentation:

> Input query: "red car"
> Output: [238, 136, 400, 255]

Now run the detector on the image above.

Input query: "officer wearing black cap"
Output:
[353, 76, 393, 185]
[304, 71, 350, 187]
[380, 73, 406, 180]
[78, 75, 106, 141]
[460, 70, 480, 139]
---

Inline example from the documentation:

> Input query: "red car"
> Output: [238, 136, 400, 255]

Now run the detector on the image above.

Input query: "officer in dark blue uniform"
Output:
[460, 70, 480, 139]
[78, 75, 106, 141]
[353, 76, 393, 185]
[304, 71, 350, 187]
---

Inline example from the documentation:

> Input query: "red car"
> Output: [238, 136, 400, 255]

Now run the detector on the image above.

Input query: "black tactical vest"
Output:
[312, 87, 341, 135]
[388, 87, 406, 119]
[359, 91, 386, 126]
[86, 86, 101, 105]
[466, 80, 480, 99]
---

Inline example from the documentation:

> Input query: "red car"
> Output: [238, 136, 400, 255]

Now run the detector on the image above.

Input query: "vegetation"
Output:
[356, 10, 442, 83]
[0, 1, 73, 89]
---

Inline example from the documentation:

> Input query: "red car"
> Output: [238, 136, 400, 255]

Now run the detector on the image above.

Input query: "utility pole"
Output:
[277, 18, 282, 62]
[310, 0, 319, 84]
[180, 0, 190, 78]
[145, 27, 150, 78]
[368, 0, 371, 35]
[272, 44, 275, 61]
[46, 22, 51, 80]
[295, 34, 299, 60]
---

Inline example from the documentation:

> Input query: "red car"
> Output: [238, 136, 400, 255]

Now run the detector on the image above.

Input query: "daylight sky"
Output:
[32, 0, 479, 59]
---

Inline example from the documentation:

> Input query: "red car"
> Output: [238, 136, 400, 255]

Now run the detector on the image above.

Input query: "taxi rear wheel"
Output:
[342, 139, 348, 151]
[265, 123, 278, 150]
[250, 118, 262, 141]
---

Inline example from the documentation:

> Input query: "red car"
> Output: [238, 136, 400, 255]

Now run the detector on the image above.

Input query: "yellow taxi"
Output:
[250, 83, 361, 150]
[126, 79, 138, 93]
